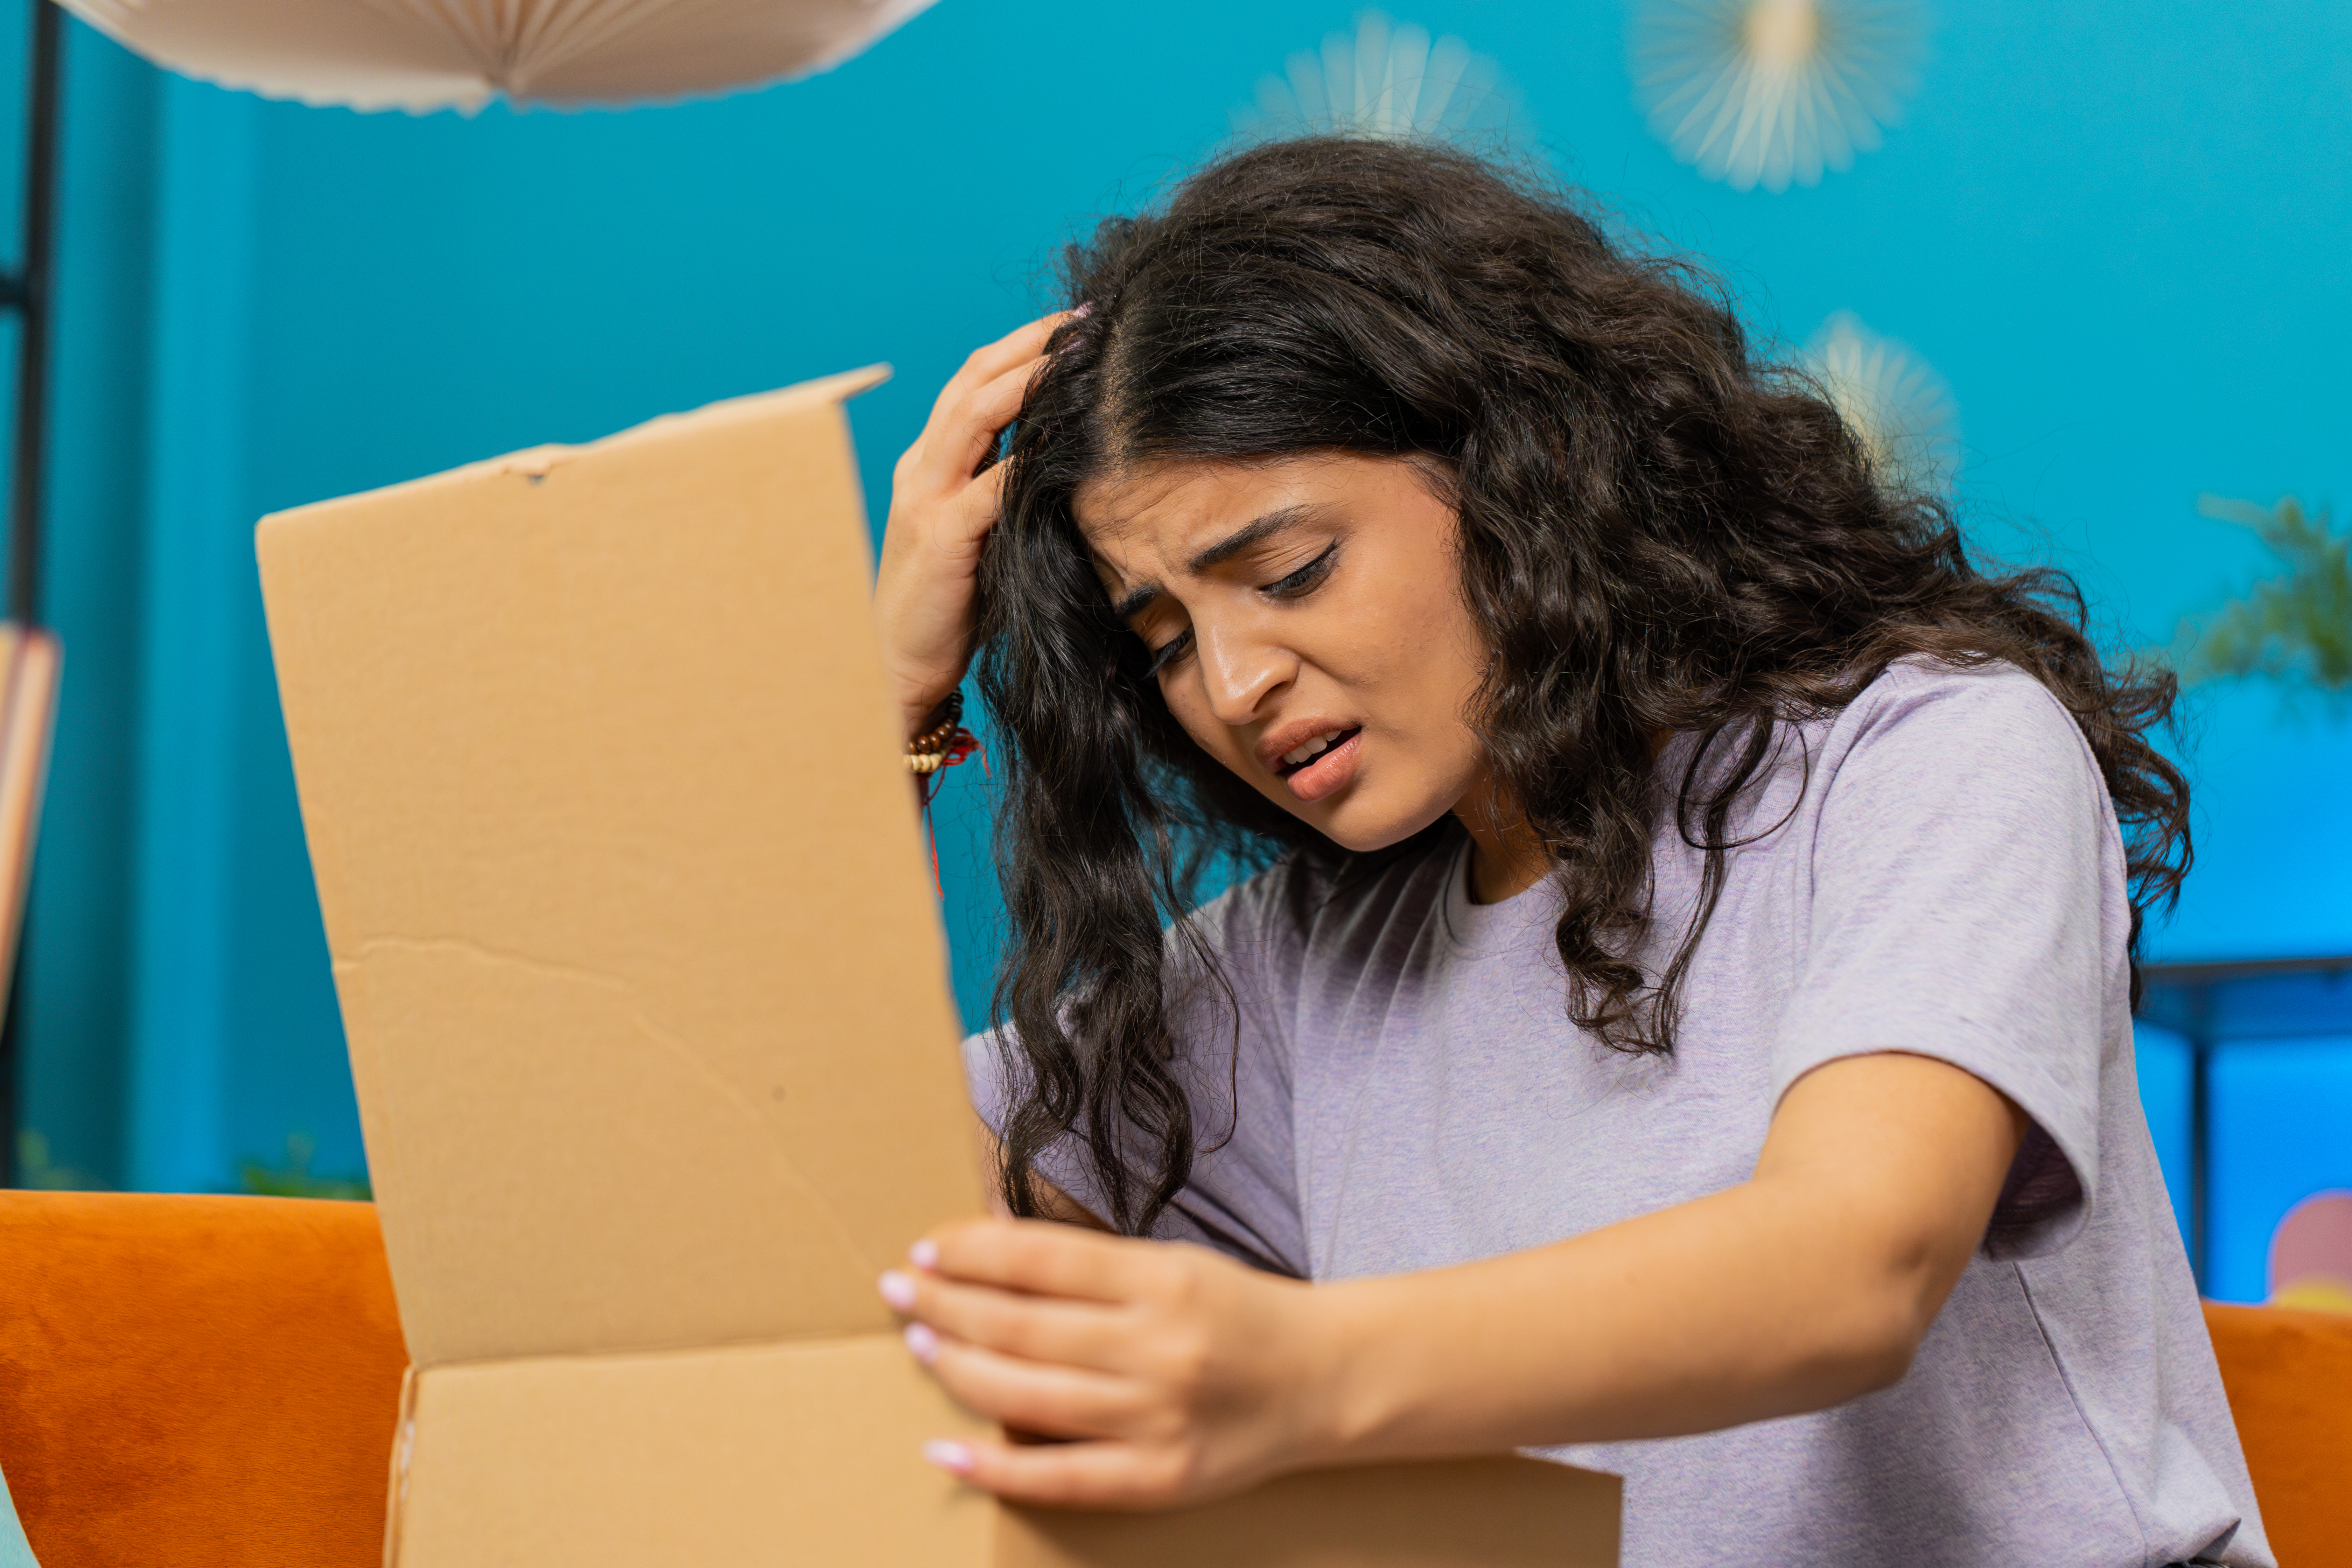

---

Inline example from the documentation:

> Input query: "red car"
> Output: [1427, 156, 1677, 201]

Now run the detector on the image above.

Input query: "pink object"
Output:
[922, 1439, 975, 1475]
[2269, 1191, 2352, 1296]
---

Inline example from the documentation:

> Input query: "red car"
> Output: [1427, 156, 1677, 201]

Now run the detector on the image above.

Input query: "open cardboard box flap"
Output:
[259, 370, 1619, 1566]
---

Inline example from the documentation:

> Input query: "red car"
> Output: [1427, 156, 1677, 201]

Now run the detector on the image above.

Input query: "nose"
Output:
[1193, 614, 1295, 729]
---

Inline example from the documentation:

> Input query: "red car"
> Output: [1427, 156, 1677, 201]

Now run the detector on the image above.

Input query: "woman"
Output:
[869, 138, 2266, 1566]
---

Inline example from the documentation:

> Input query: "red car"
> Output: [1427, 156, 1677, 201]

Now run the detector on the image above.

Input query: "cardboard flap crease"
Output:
[259, 370, 1620, 1565]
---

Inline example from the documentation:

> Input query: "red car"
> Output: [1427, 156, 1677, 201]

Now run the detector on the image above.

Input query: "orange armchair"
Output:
[0, 1192, 405, 1568]
[2203, 1300, 2352, 1568]
[0, 1192, 2346, 1566]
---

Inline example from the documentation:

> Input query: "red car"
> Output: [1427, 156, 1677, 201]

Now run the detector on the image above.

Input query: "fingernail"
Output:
[878, 1270, 918, 1311]
[909, 1238, 940, 1271]
[923, 1438, 975, 1475]
[1071, 301, 1093, 319]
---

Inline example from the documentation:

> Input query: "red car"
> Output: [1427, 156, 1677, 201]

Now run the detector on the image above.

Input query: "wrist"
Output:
[895, 684, 960, 743]
[1285, 1277, 1404, 1468]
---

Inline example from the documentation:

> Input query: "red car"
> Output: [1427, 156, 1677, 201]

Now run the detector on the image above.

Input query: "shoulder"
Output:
[1823, 656, 2102, 786]
[1793, 657, 2121, 868]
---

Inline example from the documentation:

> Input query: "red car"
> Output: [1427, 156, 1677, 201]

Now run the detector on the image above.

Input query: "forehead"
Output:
[1073, 455, 1375, 583]
[1077, 461, 1290, 551]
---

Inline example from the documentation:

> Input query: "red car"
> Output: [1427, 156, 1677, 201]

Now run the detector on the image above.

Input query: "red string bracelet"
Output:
[905, 691, 986, 894]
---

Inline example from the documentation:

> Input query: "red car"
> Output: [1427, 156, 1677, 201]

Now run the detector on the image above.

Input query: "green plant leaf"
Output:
[238, 1132, 372, 1202]
[2176, 495, 2352, 696]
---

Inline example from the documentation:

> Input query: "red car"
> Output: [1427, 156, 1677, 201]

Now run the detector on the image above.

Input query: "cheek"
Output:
[1329, 578, 1477, 712]
[1392, 566, 1483, 689]
[1159, 677, 1251, 766]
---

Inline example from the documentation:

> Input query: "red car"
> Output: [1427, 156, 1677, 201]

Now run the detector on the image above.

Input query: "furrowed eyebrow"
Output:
[1106, 504, 1322, 624]
[1188, 505, 1318, 573]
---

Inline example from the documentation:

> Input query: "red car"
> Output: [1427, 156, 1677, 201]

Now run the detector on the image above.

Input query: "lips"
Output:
[1274, 727, 1357, 776]
[1251, 719, 1366, 805]
[1281, 729, 1363, 802]
[1256, 718, 1361, 778]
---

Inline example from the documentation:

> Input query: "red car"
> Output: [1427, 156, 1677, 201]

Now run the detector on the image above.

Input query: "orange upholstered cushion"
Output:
[2203, 1299, 2352, 1568]
[0, 1191, 407, 1568]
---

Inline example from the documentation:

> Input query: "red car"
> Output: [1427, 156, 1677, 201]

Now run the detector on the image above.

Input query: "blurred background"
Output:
[0, 0, 2342, 1305]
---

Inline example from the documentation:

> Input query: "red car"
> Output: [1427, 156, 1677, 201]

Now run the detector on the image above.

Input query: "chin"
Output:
[1300, 794, 1453, 855]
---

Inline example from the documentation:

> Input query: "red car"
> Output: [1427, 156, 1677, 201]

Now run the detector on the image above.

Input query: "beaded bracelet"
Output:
[906, 691, 984, 896]
[905, 691, 982, 777]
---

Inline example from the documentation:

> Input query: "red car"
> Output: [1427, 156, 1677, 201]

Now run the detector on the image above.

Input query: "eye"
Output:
[1146, 626, 1196, 676]
[1261, 542, 1338, 599]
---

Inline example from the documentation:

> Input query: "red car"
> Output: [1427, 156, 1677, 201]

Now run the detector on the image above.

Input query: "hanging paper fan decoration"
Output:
[1630, 0, 1925, 193]
[1233, 11, 1512, 143]
[55, 0, 938, 113]
[1802, 311, 1958, 495]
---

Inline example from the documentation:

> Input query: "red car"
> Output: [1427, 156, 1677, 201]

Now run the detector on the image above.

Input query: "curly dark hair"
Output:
[971, 135, 2189, 1235]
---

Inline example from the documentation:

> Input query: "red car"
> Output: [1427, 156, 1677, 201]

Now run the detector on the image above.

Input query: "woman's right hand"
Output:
[874, 314, 1069, 739]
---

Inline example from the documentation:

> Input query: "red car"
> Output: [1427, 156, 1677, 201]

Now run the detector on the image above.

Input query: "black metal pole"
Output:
[2187, 1029, 2211, 1293]
[0, 0, 62, 1187]
[11, 0, 58, 627]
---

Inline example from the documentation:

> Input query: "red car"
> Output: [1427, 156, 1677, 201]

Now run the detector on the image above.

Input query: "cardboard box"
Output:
[258, 369, 1622, 1566]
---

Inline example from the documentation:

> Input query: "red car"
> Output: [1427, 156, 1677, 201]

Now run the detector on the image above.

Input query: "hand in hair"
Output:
[874, 313, 1072, 740]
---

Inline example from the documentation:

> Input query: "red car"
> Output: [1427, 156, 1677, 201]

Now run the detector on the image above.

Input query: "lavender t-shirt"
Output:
[962, 660, 2269, 1567]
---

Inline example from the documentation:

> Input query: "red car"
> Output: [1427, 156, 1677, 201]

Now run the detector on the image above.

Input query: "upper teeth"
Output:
[1282, 731, 1344, 766]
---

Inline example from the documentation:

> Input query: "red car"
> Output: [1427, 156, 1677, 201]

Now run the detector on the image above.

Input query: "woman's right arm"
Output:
[873, 314, 1068, 740]
[881, 318, 1107, 1230]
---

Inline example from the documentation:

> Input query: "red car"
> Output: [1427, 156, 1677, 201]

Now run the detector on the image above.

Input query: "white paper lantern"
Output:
[1631, 0, 1924, 193]
[1233, 12, 1511, 144]
[57, 0, 938, 113]
[1802, 311, 1958, 496]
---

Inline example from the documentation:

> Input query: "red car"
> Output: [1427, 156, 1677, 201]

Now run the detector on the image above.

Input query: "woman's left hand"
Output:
[879, 1217, 1340, 1508]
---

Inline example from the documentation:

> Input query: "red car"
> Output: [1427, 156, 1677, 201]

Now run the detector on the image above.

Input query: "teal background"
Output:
[1, 2, 2345, 1297]
[0, 1456, 35, 1568]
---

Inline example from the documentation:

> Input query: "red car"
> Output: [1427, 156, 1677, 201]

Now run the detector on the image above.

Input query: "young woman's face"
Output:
[1075, 453, 1491, 853]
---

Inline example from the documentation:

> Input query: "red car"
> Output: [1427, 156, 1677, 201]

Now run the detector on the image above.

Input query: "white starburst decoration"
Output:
[1802, 312, 1959, 495]
[1232, 12, 1511, 142]
[1631, 0, 1926, 193]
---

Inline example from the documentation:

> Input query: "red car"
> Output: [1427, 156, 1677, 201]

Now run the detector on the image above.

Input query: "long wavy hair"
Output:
[972, 136, 2189, 1234]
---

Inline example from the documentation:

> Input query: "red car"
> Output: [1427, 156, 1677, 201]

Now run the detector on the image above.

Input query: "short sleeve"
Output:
[958, 864, 1311, 1276]
[1770, 663, 2124, 1259]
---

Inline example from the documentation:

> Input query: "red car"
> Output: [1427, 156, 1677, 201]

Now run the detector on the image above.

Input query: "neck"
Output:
[1453, 728, 1673, 904]
[1453, 775, 1551, 904]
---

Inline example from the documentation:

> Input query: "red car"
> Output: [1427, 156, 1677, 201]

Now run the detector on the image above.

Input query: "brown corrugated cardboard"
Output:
[259, 369, 1621, 1566]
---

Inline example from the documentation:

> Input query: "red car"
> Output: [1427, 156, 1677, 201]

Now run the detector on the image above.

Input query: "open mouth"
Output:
[1274, 727, 1362, 779]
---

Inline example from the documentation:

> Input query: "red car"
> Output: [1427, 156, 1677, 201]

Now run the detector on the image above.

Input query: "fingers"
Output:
[880, 1233, 1161, 1451]
[916, 1332, 1142, 1441]
[907, 356, 1051, 499]
[932, 313, 1070, 413]
[898, 1269, 1132, 1371]
[904, 462, 1010, 583]
[923, 1434, 1193, 1510]
[880, 1221, 1304, 1512]
[920, 1217, 1153, 1304]
[907, 311, 1072, 490]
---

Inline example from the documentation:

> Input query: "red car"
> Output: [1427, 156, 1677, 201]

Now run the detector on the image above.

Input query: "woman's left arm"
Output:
[884, 1049, 2025, 1508]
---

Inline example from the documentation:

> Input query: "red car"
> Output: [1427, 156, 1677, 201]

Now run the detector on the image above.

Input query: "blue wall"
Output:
[9, 2, 2350, 1260]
